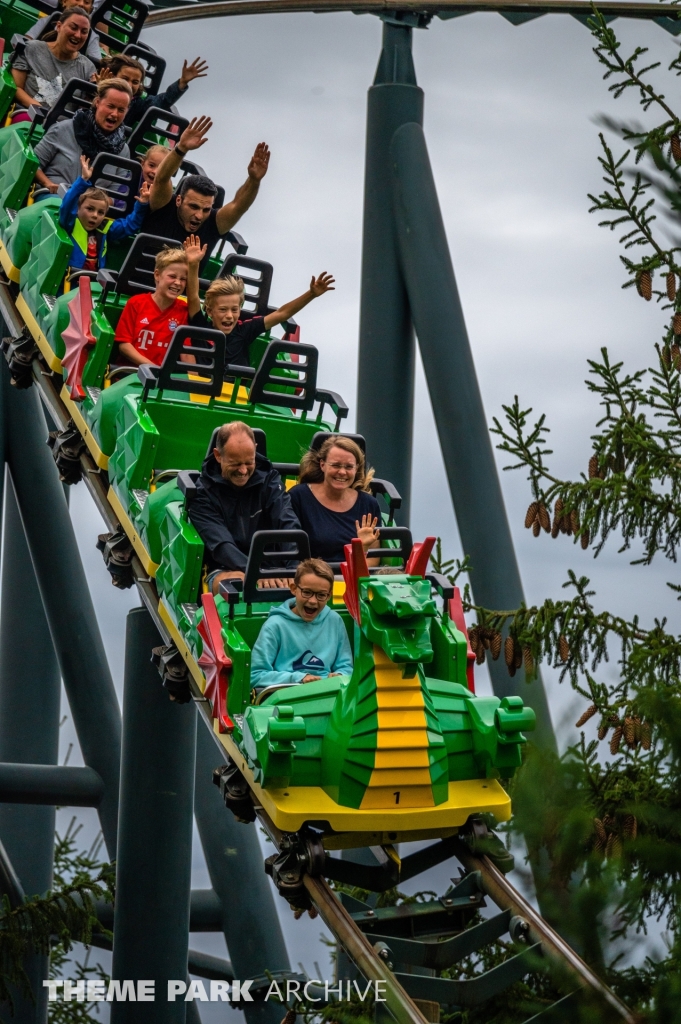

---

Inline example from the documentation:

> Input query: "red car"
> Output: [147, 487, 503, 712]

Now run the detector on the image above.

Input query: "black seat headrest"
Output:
[92, 0, 147, 48]
[122, 43, 166, 97]
[127, 107, 189, 164]
[310, 432, 366, 454]
[204, 426, 267, 461]
[87, 152, 141, 219]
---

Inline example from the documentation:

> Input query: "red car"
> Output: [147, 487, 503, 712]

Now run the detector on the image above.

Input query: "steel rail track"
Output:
[145, 0, 681, 28]
[0, 278, 634, 1024]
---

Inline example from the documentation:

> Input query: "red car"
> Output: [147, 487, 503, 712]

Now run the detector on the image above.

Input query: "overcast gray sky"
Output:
[54, 5, 681, 1015]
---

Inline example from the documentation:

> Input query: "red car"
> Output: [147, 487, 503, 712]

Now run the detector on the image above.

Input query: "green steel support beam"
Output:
[390, 120, 555, 747]
[0, 477, 61, 1024]
[2, 365, 122, 854]
[356, 20, 423, 523]
[193, 724, 291, 1024]
[111, 607, 196, 1023]
[0, 763, 104, 805]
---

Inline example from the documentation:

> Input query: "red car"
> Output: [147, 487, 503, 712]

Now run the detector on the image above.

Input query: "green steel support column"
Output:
[2, 367, 122, 852]
[390, 122, 556, 747]
[357, 21, 423, 523]
[0, 476, 61, 1024]
[193, 724, 290, 1024]
[111, 607, 196, 1023]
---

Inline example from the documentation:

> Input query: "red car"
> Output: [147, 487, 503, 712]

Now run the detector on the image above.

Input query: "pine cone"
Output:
[570, 509, 580, 534]
[490, 631, 503, 660]
[308, 906, 318, 919]
[662, 345, 673, 369]
[475, 644, 486, 665]
[588, 455, 599, 479]
[532, 519, 541, 537]
[673, 312, 681, 336]
[667, 272, 677, 301]
[633, 716, 642, 743]
[538, 503, 550, 532]
[559, 634, 570, 662]
[580, 529, 590, 550]
[598, 722, 608, 741]
[525, 501, 539, 529]
[504, 635, 515, 667]
[576, 704, 597, 727]
[638, 269, 652, 301]
[610, 835, 622, 859]
[672, 132, 681, 163]
[515, 646, 523, 670]
[610, 726, 623, 755]
[523, 646, 533, 673]
[468, 627, 479, 653]
[623, 814, 637, 839]
[552, 498, 564, 538]
[673, 343, 681, 370]
[624, 716, 636, 747]
[593, 817, 607, 850]
[605, 832, 615, 858]
[641, 721, 652, 750]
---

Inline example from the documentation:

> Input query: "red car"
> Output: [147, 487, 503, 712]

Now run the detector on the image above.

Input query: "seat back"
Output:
[122, 43, 166, 96]
[249, 340, 319, 412]
[204, 426, 267, 460]
[218, 254, 272, 317]
[310, 431, 366, 454]
[127, 107, 189, 164]
[243, 530, 311, 604]
[142, 325, 226, 401]
[87, 151, 141, 219]
[41, 78, 96, 132]
[0, 129, 38, 233]
[92, 0, 147, 48]
[3, 195, 60, 271]
[114, 233, 180, 296]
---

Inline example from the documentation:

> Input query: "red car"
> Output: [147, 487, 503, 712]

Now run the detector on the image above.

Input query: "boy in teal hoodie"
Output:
[250, 558, 353, 690]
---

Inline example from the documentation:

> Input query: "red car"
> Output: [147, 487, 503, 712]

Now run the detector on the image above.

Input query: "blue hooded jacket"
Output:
[250, 600, 353, 689]
[59, 176, 148, 270]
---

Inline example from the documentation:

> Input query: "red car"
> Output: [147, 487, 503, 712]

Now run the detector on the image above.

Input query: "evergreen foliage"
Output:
[429, 9, 681, 1019]
[0, 817, 112, 1021]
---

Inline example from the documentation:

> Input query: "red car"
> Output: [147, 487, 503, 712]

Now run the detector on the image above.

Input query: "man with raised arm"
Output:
[145, 116, 270, 273]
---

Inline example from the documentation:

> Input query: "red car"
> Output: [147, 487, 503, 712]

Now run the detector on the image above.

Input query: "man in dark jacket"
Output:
[189, 421, 301, 594]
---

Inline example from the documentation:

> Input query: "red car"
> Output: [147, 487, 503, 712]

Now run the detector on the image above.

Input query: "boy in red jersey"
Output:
[114, 247, 192, 367]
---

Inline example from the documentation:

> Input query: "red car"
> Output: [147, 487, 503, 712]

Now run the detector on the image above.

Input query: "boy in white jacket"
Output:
[250, 559, 353, 690]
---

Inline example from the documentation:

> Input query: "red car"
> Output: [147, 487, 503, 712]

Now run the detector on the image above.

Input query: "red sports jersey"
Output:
[115, 293, 189, 366]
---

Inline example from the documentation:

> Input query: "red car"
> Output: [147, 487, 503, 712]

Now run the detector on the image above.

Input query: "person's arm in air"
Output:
[58, 175, 90, 233]
[215, 143, 270, 235]
[148, 115, 212, 212]
[187, 491, 248, 572]
[263, 272, 335, 331]
[183, 234, 207, 318]
[250, 620, 308, 689]
[142, 58, 209, 116]
[329, 617, 353, 677]
[107, 181, 150, 241]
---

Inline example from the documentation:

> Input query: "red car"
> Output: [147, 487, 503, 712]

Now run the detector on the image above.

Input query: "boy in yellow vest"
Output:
[58, 155, 150, 273]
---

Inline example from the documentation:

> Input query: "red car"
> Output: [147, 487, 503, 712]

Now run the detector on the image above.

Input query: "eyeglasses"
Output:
[325, 462, 356, 471]
[296, 586, 331, 602]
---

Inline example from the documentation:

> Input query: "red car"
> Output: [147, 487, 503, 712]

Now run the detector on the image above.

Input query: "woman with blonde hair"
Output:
[288, 436, 381, 564]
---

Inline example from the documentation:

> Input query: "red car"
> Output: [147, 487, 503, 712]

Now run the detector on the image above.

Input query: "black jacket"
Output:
[125, 80, 185, 128]
[188, 451, 301, 573]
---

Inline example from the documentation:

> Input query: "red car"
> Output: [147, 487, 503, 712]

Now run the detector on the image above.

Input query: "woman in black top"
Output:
[288, 436, 381, 565]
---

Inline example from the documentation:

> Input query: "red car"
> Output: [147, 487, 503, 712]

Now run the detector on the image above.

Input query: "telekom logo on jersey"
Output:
[137, 330, 155, 351]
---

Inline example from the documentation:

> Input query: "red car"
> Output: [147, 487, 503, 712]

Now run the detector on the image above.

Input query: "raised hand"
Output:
[80, 155, 93, 181]
[356, 515, 380, 550]
[136, 181, 151, 204]
[183, 233, 207, 265]
[178, 116, 212, 153]
[310, 272, 335, 298]
[247, 142, 270, 182]
[180, 57, 209, 89]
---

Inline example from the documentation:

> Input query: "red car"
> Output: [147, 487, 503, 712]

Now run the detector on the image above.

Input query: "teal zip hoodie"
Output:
[250, 600, 353, 689]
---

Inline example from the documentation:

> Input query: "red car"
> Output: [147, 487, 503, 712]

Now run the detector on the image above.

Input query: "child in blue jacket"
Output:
[250, 558, 353, 691]
[58, 155, 149, 272]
